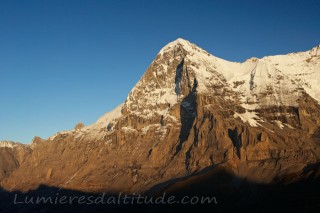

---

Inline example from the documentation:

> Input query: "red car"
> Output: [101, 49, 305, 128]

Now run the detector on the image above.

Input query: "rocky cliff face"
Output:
[1, 39, 320, 194]
[0, 141, 31, 181]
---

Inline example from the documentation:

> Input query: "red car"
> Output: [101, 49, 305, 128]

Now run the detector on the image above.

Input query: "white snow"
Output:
[233, 111, 261, 127]
[284, 123, 295, 129]
[95, 103, 124, 128]
[140, 124, 168, 140]
[124, 39, 320, 125]
[104, 40, 319, 131]
[258, 124, 275, 133]
[44, 39, 319, 142]
[159, 38, 198, 55]
[141, 124, 160, 135]
[121, 126, 137, 133]
[48, 130, 71, 141]
[141, 125, 152, 135]
[259, 45, 320, 103]
[274, 120, 285, 129]
[0, 141, 22, 148]
[47, 103, 124, 142]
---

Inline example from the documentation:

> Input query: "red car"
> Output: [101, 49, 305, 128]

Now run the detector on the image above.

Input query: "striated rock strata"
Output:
[1, 39, 320, 197]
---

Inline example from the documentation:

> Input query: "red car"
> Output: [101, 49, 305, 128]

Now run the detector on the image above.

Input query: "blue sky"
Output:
[0, 0, 319, 143]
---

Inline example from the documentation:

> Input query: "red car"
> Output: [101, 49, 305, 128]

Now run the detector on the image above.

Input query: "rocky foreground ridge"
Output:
[1, 39, 320, 198]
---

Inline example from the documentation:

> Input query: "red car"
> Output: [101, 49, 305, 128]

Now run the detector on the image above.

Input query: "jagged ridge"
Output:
[1, 39, 320, 195]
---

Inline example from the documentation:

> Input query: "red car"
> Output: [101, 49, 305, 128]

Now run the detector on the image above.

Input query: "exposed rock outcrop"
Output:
[1, 39, 320, 197]
[0, 141, 31, 181]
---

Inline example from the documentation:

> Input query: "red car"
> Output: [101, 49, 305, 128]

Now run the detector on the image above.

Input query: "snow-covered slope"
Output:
[3, 38, 320, 196]
[0, 141, 24, 148]
[163, 39, 319, 105]
[261, 45, 320, 102]
[136, 38, 319, 108]
[48, 104, 124, 142]
[47, 38, 320, 140]
[122, 39, 320, 127]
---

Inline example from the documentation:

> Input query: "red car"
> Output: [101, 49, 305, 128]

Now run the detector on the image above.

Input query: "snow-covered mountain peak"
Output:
[158, 38, 211, 57]
[45, 40, 320, 142]
[0, 141, 24, 149]
[159, 38, 192, 53]
[126, 40, 320, 115]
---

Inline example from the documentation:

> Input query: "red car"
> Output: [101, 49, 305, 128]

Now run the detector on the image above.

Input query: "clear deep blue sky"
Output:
[0, 0, 319, 143]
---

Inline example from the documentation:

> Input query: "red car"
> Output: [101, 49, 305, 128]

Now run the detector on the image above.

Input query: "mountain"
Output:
[0, 39, 320, 211]
[0, 141, 31, 181]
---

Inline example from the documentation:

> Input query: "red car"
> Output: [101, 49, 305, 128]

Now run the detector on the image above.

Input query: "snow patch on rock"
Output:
[233, 111, 261, 127]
